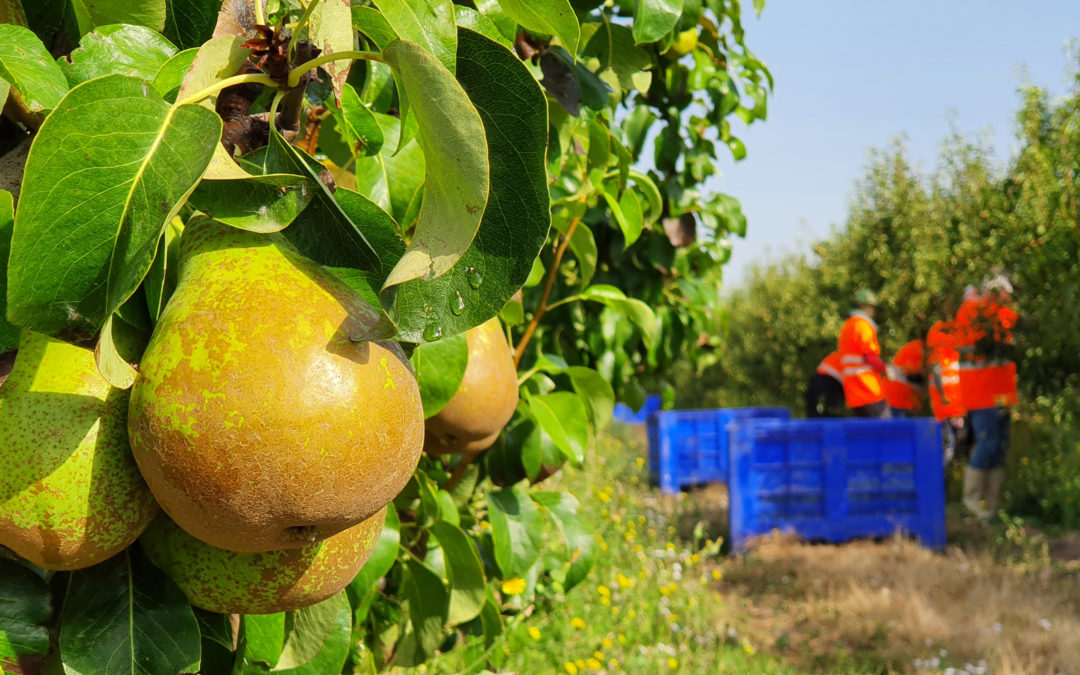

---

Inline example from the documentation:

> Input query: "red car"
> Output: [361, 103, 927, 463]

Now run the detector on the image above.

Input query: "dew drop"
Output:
[466, 267, 484, 289]
[451, 291, 465, 315]
[423, 323, 443, 342]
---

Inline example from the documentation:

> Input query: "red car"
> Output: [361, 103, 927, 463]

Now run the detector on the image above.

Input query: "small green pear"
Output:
[425, 317, 519, 455]
[140, 508, 385, 614]
[0, 332, 158, 570]
[128, 218, 423, 552]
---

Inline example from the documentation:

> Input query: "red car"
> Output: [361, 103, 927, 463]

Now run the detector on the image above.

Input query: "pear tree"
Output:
[0, 0, 770, 672]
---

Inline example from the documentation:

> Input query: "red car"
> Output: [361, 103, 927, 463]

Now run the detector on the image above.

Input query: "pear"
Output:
[140, 508, 385, 614]
[127, 218, 423, 553]
[0, 332, 158, 570]
[425, 318, 518, 455]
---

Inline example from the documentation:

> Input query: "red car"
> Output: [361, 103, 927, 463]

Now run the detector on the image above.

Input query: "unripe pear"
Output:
[140, 509, 385, 614]
[128, 218, 423, 552]
[0, 332, 158, 570]
[424, 318, 518, 455]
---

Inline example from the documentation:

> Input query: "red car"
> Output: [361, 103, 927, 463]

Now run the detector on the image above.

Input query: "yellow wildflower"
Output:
[528, 626, 541, 640]
[602, 637, 614, 649]
[667, 657, 679, 670]
[689, 553, 701, 564]
[571, 617, 586, 629]
[598, 492, 610, 503]
[627, 608, 636, 620]
[597, 585, 610, 597]
[712, 569, 722, 581]
[565, 663, 578, 675]
[599, 596, 611, 607]
[587, 658, 602, 671]
[635, 457, 645, 468]
[593, 651, 604, 661]
[501, 578, 526, 595]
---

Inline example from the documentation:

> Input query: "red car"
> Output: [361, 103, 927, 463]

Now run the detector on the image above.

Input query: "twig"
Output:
[513, 217, 581, 367]
[444, 453, 478, 492]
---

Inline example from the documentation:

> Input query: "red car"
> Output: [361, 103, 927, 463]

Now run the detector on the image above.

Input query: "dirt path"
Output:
[676, 485, 1080, 674]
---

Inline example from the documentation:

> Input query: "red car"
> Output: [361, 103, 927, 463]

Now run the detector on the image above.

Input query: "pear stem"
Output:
[174, 74, 278, 108]
[288, 50, 385, 88]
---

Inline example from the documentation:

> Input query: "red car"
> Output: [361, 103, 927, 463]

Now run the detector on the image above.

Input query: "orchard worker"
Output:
[805, 351, 845, 418]
[838, 289, 889, 418]
[926, 318, 965, 465]
[884, 339, 925, 418]
[955, 275, 1018, 519]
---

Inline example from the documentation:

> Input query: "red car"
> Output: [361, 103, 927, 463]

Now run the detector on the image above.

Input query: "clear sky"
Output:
[714, 0, 1080, 286]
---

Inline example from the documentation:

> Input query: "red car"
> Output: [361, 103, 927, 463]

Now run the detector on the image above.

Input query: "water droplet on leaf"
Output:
[423, 323, 443, 342]
[451, 292, 465, 315]
[466, 267, 484, 289]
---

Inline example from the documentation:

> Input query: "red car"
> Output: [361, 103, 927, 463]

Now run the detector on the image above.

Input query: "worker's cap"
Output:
[982, 274, 1014, 295]
[853, 288, 879, 307]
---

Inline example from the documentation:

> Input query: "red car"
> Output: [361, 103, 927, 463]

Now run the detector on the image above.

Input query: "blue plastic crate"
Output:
[648, 407, 791, 493]
[728, 417, 946, 552]
[612, 394, 662, 424]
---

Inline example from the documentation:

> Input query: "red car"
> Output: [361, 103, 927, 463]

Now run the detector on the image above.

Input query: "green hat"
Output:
[853, 288, 878, 307]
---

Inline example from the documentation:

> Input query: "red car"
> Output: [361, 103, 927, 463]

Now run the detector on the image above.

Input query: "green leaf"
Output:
[380, 39, 489, 290]
[566, 365, 615, 431]
[372, 0, 457, 74]
[253, 127, 383, 299]
[495, 0, 579, 55]
[0, 558, 51, 669]
[175, 35, 249, 113]
[351, 112, 425, 219]
[583, 22, 651, 94]
[61, 23, 177, 86]
[554, 214, 596, 287]
[580, 284, 658, 348]
[401, 559, 449, 661]
[486, 483, 542, 578]
[479, 586, 503, 647]
[59, 550, 201, 675]
[0, 23, 68, 114]
[143, 218, 182, 322]
[7, 75, 221, 336]
[384, 29, 550, 342]
[349, 504, 400, 600]
[632, 0, 683, 45]
[532, 491, 596, 590]
[599, 182, 643, 246]
[352, 5, 397, 48]
[436, 489, 459, 525]
[187, 173, 317, 233]
[273, 592, 352, 674]
[454, 6, 512, 49]
[410, 332, 468, 418]
[334, 83, 384, 157]
[164, 0, 221, 50]
[240, 613, 287, 669]
[0, 190, 19, 351]
[94, 313, 138, 388]
[430, 521, 486, 626]
[528, 391, 589, 463]
[504, 402, 542, 478]
[307, 0, 353, 100]
[72, 0, 167, 34]
[151, 47, 198, 99]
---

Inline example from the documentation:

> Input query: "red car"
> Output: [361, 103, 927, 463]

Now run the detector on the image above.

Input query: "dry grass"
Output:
[681, 484, 1080, 674]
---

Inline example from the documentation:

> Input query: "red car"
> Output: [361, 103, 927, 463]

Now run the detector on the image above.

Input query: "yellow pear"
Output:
[0, 331, 158, 570]
[128, 218, 422, 552]
[425, 318, 518, 455]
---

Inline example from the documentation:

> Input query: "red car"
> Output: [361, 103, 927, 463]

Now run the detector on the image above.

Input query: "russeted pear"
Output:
[140, 509, 385, 614]
[424, 317, 518, 455]
[0, 332, 158, 570]
[127, 218, 423, 553]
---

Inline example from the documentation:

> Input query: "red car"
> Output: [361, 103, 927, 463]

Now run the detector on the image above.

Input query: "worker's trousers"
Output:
[969, 406, 1011, 470]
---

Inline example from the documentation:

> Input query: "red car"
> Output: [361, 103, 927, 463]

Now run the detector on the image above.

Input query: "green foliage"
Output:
[0, 0, 768, 670]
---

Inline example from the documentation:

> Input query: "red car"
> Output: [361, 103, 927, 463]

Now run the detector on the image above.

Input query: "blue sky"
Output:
[713, 0, 1080, 286]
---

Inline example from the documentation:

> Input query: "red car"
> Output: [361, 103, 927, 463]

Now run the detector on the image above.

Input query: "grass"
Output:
[400, 425, 1080, 674]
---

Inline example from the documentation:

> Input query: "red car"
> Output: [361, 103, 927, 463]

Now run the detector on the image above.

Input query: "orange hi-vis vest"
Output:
[955, 297, 1018, 410]
[816, 351, 844, 382]
[838, 312, 884, 408]
[927, 320, 964, 420]
[884, 340, 924, 412]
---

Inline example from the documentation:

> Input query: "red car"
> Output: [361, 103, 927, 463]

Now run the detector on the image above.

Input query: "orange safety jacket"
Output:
[927, 320, 964, 420]
[955, 297, 1018, 410]
[884, 340, 925, 412]
[816, 351, 844, 382]
[838, 312, 885, 408]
